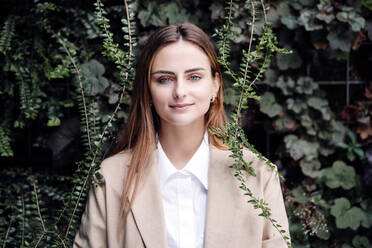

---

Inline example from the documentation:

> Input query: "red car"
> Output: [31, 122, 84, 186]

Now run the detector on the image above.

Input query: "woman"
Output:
[74, 22, 290, 248]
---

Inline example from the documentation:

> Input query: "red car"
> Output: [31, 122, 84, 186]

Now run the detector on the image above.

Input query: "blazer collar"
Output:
[130, 149, 168, 248]
[130, 145, 235, 248]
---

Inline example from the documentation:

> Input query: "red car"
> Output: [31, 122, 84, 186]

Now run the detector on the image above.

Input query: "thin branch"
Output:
[260, 0, 268, 23]
[235, 0, 256, 130]
[33, 183, 46, 232]
[91, 98, 97, 139]
[65, 168, 91, 237]
[21, 193, 25, 247]
[33, 233, 45, 248]
[56, 232, 67, 248]
[2, 220, 12, 248]
[58, 35, 93, 154]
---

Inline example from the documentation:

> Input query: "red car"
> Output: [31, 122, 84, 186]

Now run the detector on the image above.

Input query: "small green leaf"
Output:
[47, 117, 61, 127]
[331, 198, 365, 230]
[276, 51, 302, 70]
[300, 159, 321, 178]
[322, 161, 356, 190]
[352, 235, 371, 248]
[259, 92, 282, 117]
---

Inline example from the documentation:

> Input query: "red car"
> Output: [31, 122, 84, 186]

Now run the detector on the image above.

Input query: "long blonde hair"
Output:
[114, 22, 227, 218]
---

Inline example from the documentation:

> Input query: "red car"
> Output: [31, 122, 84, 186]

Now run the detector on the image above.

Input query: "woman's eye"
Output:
[158, 77, 171, 83]
[189, 75, 201, 81]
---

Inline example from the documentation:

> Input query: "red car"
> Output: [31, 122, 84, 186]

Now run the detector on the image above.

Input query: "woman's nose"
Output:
[173, 79, 186, 99]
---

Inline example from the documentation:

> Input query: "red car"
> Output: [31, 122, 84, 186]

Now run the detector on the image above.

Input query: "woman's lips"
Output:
[169, 103, 194, 109]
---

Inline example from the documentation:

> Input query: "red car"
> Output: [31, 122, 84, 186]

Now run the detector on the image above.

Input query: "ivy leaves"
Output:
[321, 161, 356, 190]
[331, 198, 364, 230]
[81, 59, 109, 96]
[138, 2, 190, 27]
[336, 7, 366, 32]
[259, 92, 282, 117]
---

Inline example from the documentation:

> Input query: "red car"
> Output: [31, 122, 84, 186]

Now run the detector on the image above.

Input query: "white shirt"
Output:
[157, 133, 209, 248]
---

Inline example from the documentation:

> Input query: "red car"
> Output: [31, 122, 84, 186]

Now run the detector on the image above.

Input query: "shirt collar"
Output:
[157, 132, 210, 190]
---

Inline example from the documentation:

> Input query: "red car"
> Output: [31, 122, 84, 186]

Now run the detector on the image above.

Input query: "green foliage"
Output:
[276, 51, 302, 70]
[337, 131, 365, 162]
[330, 198, 365, 230]
[81, 59, 109, 96]
[0, 168, 72, 247]
[0, 126, 13, 156]
[321, 160, 356, 190]
[0, 16, 15, 55]
[362, 0, 372, 10]
[259, 14, 371, 241]
[259, 92, 282, 117]
[1, 0, 370, 247]
[138, 2, 190, 26]
[336, 7, 366, 32]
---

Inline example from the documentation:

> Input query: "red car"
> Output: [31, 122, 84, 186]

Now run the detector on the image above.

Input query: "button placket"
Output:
[178, 172, 195, 248]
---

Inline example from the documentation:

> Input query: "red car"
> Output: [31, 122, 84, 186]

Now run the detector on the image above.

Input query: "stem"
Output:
[56, 233, 67, 248]
[21, 193, 25, 247]
[58, 36, 93, 155]
[91, 98, 97, 139]
[65, 165, 92, 237]
[235, 0, 256, 136]
[260, 0, 268, 23]
[2, 220, 12, 248]
[33, 183, 46, 232]
[34, 233, 44, 248]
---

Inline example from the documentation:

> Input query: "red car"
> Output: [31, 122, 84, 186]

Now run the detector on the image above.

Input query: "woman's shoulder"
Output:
[212, 145, 278, 178]
[96, 150, 132, 185]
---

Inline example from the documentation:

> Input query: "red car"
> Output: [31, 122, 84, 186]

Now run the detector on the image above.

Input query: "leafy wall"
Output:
[0, 0, 372, 247]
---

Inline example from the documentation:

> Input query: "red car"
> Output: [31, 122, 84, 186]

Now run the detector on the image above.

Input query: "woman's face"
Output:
[149, 40, 219, 129]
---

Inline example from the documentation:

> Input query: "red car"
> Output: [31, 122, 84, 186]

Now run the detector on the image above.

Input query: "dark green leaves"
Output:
[331, 198, 365, 230]
[259, 92, 282, 117]
[322, 161, 356, 190]
[81, 59, 109, 96]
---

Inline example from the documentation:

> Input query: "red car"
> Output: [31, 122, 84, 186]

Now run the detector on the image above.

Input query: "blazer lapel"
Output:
[204, 146, 236, 248]
[130, 150, 168, 248]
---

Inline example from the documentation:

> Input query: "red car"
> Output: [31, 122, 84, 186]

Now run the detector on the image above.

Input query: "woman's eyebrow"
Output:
[151, 68, 205, 75]
[151, 70, 175, 75]
[185, 67, 205, 73]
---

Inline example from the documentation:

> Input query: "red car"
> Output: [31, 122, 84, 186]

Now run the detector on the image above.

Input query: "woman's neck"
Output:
[158, 122, 206, 170]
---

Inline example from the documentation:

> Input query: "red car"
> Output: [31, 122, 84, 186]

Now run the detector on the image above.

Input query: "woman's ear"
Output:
[212, 72, 221, 96]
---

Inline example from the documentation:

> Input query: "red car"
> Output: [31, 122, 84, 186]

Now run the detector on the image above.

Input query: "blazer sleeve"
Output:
[73, 178, 107, 248]
[261, 167, 291, 248]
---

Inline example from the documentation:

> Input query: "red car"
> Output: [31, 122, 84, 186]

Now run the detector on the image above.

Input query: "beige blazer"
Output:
[74, 146, 290, 248]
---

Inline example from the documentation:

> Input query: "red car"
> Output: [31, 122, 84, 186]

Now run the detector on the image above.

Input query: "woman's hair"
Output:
[114, 22, 227, 217]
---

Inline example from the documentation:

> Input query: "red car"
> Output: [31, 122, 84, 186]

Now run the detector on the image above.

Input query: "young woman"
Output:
[74, 22, 290, 248]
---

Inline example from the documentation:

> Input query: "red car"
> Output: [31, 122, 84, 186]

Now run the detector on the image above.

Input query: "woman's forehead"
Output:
[151, 40, 211, 72]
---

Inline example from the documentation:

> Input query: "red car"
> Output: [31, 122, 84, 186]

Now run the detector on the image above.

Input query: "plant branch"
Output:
[21, 193, 25, 247]
[2, 220, 12, 248]
[235, 0, 256, 132]
[34, 233, 44, 248]
[58, 35, 93, 154]
[33, 183, 46, 232]
[260, 0, 268, 23]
